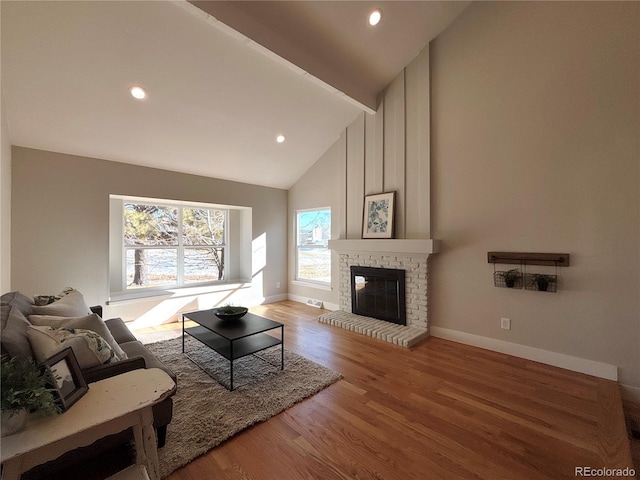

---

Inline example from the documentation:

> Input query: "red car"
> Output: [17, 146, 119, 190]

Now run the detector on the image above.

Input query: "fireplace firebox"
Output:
[350, 266, 406, 325]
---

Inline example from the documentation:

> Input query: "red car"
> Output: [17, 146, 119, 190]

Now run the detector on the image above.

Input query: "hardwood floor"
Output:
[135, 301, 634, 480]
[624, 400, 640, 475]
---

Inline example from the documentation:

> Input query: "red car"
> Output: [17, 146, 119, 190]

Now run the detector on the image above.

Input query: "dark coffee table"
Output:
[181, 309, 284, 390]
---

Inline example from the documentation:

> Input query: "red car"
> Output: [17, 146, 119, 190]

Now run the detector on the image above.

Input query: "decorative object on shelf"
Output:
[1, 355, 60, 436]
[362, 191, 395, 239]
[213, 305, 248, 321]
[494, 268, 523, 289]
[525, 273, 558, 292]
[488, 251, 568, 293]
[41, 347, 88, 411]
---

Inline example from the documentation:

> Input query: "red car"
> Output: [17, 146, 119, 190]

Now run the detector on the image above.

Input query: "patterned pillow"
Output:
[33, 287, 77, 306]
[31, 290, 91, 317]
[27, 325, 119, 369]
[28, 313, 127, 360]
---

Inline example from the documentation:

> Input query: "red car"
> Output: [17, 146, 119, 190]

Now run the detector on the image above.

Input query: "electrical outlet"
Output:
[276, 281, 281, 289]
[501, 317, 511, 330]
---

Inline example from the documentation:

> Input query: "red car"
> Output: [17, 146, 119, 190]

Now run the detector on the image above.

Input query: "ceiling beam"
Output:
[187, 1, 377, 114]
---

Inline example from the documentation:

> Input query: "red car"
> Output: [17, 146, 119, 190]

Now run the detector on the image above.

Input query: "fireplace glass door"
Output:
[350, 266, 406, 325]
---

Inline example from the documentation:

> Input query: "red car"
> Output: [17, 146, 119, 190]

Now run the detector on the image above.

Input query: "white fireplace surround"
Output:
[328, 239, 440, 257]
[320, 239, 439, 347]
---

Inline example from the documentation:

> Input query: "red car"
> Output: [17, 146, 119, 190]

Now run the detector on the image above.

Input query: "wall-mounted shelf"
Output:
[488, 251, 569, 293]
[487, 252, 570, 267]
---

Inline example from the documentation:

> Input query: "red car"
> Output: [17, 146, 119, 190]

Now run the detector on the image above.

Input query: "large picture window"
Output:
[123, 201, 227, 290]
[296, 208, 331, 285]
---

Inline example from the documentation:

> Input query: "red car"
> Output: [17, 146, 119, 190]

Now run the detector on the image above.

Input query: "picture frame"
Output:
[42, 347, 88, 411]
[362, 192, 395, 239]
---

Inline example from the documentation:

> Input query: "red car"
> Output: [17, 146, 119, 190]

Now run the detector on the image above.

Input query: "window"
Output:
[123, 201, 227, 290]
[296, 208, 331, 285]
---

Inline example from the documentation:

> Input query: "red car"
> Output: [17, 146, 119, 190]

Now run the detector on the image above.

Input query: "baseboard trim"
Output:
[430, 326, 618, 381]
[620, 384, 640, 402]
[262, 294, 289, 304]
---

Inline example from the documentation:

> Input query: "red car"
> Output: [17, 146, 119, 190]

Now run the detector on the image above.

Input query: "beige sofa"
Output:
[1, 291, 177, 479]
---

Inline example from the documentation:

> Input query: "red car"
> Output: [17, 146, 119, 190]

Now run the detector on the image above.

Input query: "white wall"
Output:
[288, 133, 345, 309]
[288, 47, 431, 308]
[11, 147, 288, 323]
[429, 1, 639, 394]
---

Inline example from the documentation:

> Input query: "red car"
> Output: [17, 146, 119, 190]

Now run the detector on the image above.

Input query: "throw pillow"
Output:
[1, 291, 34, 317]
[33, 287, 76, 306]
[31, 290, 91, 317]
[0, 306, 34, 358]
[27, 326, 119, 369]
[28, 313, 127, 360]
[33, 295, 61, 306]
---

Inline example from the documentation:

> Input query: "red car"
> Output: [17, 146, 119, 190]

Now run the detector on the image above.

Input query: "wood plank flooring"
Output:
[624, 400, 640, 474]
[134, 301, 634, 480]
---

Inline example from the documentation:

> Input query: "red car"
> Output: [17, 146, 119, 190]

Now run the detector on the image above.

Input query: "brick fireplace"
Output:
[319, 239, 439, 347]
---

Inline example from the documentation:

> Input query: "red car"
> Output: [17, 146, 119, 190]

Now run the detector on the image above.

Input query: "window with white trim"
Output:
[122, 201, 227, 290]
[295, 208, 331, 285]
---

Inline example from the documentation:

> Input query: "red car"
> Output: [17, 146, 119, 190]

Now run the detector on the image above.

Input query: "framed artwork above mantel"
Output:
[362, 192, 395, 239]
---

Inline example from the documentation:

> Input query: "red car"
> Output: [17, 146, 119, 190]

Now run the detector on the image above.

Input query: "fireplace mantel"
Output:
[328, 239, 436, 345]
[328, 239, 440, 257]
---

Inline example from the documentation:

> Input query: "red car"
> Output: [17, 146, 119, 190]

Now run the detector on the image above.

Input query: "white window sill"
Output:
[291, 280, 332, 291]
[108, 281, 252, 305]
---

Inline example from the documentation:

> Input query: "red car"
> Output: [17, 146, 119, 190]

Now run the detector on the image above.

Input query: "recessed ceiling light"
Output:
[368, 9, 382, 26]
[129, 85, 147, 100]
[276, 134, 286, 143]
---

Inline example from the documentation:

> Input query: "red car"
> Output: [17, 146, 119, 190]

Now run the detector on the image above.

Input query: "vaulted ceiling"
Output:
[1, 1, 468, 189]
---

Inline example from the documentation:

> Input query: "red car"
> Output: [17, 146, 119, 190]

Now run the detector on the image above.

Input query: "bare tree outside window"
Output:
[124, 203, 226, 289]
[183, 208, 225, 282]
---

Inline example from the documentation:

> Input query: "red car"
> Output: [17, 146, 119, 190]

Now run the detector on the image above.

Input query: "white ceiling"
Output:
[1, 1, 468, 189]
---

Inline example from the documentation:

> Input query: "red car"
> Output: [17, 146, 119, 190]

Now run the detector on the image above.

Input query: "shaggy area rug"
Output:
[146, 336, 342, 478]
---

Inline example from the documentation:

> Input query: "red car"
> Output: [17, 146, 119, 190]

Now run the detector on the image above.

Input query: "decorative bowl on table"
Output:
[213, 306, 248, 321]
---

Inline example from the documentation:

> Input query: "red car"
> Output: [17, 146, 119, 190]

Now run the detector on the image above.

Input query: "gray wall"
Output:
[11, 147, 287, 318]
[430, 2, 639, 393]
[0, 4, 8, 293]
[288, 1, 640, 395]
[1, 85, 10, 293]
